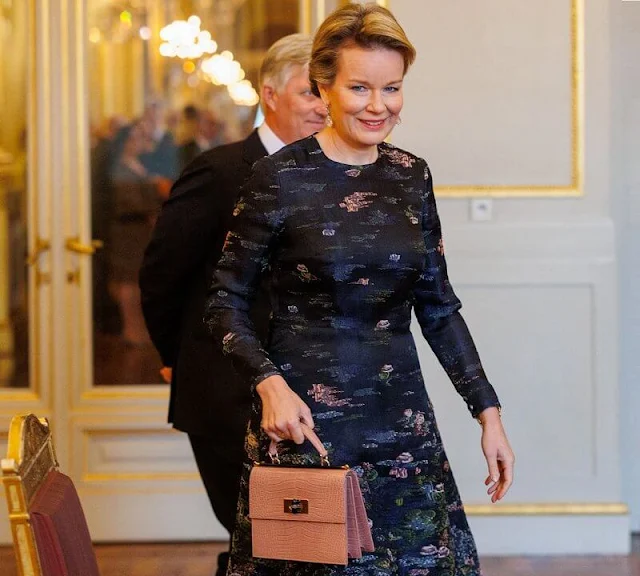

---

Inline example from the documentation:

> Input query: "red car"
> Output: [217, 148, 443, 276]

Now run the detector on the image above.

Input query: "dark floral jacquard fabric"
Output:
[205, 136, 501, 576]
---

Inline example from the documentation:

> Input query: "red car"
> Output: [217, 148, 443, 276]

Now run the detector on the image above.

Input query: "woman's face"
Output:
[319, 45, 405, 154]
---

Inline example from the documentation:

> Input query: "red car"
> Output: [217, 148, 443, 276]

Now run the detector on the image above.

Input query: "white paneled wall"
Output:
[390, 0, 629, 554]
[612, 0, 640, 534]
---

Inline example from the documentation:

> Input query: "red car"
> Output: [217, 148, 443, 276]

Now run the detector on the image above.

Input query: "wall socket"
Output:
[470, 198, 493, 221]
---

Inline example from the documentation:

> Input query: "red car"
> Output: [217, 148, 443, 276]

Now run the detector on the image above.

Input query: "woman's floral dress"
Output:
[205, 136, 501, 576]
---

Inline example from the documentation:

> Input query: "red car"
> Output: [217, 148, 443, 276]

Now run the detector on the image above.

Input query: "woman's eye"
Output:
[350, 85, 366, 92]
[384, 86, 400, 93]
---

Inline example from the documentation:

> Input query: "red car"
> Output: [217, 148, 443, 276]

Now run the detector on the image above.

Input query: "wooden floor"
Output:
[1, 540, 639, 576]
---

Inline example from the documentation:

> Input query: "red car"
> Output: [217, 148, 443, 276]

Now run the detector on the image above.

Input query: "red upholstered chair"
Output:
[1, 414, 100, 576]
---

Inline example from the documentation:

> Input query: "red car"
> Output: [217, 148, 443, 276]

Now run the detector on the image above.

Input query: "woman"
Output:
[109, 122, 170, 345]
[205, 4, 514, 575]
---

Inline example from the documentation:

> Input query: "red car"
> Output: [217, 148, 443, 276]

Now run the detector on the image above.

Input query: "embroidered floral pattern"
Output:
[232, 201, 246, 216]
[296, 263, 318, 282]
[405, 206, 420, 225]
[339, 191, 377, 212]
[382, 147, 417, 168]
[308, 383, 352, 408]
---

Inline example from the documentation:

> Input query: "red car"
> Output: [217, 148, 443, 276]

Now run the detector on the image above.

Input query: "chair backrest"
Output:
[1, 414, 100, 576]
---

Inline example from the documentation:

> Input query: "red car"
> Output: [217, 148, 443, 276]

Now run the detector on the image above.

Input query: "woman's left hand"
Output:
[478, 407, 515, 503]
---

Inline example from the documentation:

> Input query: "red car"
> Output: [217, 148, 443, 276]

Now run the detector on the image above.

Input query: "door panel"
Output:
[2, 0, 308, 545]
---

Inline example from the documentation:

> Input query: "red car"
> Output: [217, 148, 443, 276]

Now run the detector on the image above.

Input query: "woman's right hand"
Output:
[256, 375, 314, 445]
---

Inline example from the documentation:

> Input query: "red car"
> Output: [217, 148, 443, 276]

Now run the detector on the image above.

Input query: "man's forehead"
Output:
[283, 64, 311, 86]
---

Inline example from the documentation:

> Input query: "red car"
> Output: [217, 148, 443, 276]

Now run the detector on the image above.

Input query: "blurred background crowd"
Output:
[90, 101, 234, 350]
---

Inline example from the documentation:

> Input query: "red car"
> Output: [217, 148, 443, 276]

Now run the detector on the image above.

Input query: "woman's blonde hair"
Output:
[310, 3, 416, 97]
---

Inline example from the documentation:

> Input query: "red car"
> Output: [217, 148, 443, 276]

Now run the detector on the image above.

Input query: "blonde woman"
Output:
[205, 4, 514, 574]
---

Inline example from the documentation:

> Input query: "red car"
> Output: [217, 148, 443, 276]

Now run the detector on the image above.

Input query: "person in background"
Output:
[140, 100, 179, 181]
[198, 109, 226, 150]
[138, 33, 327, 576]
[204, 4, 515, 575]
[91, 115, 127, 335]
[109, 122, 170, 345]
[178, 104, 203, 172]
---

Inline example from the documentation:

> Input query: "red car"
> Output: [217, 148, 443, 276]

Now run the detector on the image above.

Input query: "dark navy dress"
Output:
[205, 136, 501, 576]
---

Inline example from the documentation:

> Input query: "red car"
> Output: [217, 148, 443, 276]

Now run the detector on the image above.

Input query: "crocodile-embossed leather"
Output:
[249, 428, 374, 565]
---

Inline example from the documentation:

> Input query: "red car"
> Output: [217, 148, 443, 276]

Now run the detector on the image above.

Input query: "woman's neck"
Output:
[315, 129, 378, 166]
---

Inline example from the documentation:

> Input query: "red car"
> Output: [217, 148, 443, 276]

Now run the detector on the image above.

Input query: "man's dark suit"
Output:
[139, 130, 268, 575]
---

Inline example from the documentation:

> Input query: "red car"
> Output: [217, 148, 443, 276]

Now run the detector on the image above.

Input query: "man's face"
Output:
[269, 65, 327, 144]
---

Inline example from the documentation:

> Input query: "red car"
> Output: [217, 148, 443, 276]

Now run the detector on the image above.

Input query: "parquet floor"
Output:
[1, 540, 639, 576]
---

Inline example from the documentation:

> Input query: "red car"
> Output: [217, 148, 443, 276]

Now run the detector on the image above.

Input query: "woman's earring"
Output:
[396, 116, 402, 126]
[325, 104, 333, 128]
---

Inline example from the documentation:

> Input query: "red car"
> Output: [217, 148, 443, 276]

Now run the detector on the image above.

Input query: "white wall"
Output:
[390, 0, 629, 554]
[612, 0, 640, 533]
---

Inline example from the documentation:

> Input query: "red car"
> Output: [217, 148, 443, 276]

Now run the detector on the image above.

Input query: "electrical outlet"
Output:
[470, 198, 493, 222]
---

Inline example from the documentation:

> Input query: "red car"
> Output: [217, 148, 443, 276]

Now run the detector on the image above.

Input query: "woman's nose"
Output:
[367, 91, 386, 113]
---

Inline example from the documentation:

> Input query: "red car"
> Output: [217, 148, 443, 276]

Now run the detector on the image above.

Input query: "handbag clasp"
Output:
[284, 498, 309, 514]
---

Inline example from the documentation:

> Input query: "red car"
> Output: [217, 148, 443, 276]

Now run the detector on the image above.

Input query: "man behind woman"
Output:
[140, 34, 327, 576]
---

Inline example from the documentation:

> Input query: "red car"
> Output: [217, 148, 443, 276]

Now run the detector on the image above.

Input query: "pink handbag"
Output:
[249, 424, 375, 565]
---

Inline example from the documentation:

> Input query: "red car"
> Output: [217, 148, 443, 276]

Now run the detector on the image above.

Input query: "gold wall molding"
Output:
[435, 0, 584, 197]
[465, 502, 628, 517]
[307, 0, 583, 197]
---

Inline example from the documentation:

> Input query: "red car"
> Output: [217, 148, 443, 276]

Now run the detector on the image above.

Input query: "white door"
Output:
[1, 0, 311, 543]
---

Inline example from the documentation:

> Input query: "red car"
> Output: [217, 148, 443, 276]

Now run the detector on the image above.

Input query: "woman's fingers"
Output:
[496, 459, 514, 501]
[264, 427, 284, 444]
[286, 420, 305, 445]
[298, 402, 315, 430]
[486, 454, 500, 485]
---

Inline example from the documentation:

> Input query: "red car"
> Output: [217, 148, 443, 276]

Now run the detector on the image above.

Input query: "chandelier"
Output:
[159, 16, 217, 59]
[227, 80, 260, 107]
[158, 14, 260, 107]
[201, 51, 244, 85]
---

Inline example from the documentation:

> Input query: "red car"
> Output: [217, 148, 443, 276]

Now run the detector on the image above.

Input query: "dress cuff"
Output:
[249, 365, 283, 392]
[466, 383, 501, 419]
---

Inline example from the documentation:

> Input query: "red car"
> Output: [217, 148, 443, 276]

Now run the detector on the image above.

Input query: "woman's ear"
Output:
[261, 83, 278, 112]
[317, 84, 329, 108]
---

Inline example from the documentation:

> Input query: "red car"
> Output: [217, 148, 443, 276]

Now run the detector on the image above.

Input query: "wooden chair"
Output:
[1, 414, 100, 576]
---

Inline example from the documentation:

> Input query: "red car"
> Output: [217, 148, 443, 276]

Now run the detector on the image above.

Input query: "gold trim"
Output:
[345, 0, 584, 197]
[315, 0, 326, 29]
[302, 0, 312, 35]
[0, 391, 41, 403]
[437, 0, 584, 197]
[29, 0, 44, 401]
[81, 387, 169, 401]
[1, 415, 54, 576]
[83, 472, 201, 482]
[465, 502, 628, 516]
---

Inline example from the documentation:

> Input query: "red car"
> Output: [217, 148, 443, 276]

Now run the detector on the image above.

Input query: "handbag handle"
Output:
[268, 423, 330, 467]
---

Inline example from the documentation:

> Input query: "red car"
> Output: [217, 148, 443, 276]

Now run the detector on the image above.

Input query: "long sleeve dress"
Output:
[204, 136, 501, 576]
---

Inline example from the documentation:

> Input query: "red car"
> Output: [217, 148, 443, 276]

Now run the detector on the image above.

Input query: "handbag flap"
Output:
[249, 466, 348, 524]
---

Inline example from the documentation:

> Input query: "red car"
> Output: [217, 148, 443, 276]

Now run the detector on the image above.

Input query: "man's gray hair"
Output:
[259, 33, 313, 92]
